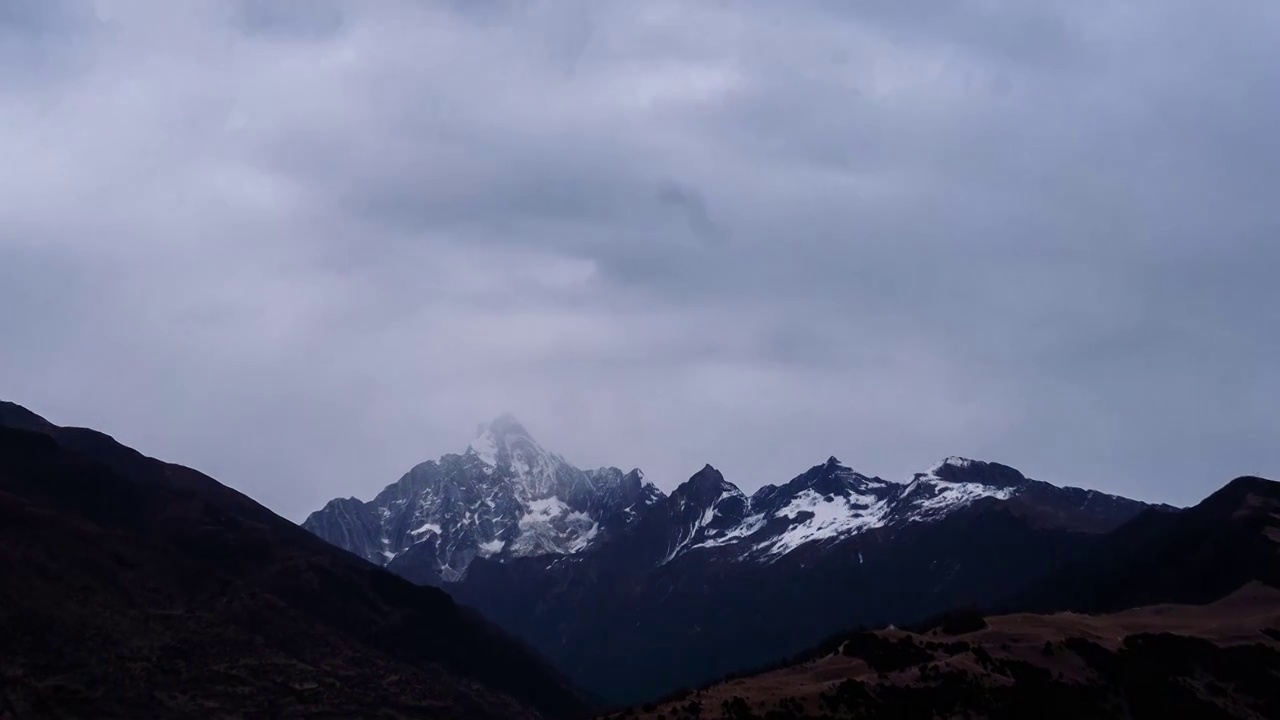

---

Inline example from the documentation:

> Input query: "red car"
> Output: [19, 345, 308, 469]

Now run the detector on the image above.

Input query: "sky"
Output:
[1, 0, 1277, 521]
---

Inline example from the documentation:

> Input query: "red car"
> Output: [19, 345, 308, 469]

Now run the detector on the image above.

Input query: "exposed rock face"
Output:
[304, 414, 659, 583]
[303, 496, 382, 562]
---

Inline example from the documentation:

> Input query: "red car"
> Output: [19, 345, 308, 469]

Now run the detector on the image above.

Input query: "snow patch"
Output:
[410, 522, 441, 536]
[662, 487, 748, 562]
[692, 512, 768, 550]
[567, 522, 600, 552]
[689, 483, 894, 560]
[756, 490, 888, 558]
[523, 496, 570, 520]
[662, 503, 718, 563]
[477, 538, 506, 557]
[922, 456, 975, 479]
[469, 431, 499, 466]
[510, 496, 600, 557]
[905, 479, 1014, 518]
[642, 482, 663, 503]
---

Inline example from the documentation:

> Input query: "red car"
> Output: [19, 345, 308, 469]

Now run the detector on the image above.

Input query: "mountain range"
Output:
[614, 473, 1280, 719]
[304, 415, 1175, 703]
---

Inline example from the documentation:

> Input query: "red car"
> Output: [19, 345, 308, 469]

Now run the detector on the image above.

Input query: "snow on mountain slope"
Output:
[660, 465, 751, 563]
[756, 487, 888, 557]
[880, 456, 1021, 525]
[662, 456, 1100, 563]
[305, 418, 1159, 583]
[303, 415, 655, 583]
[677, 458, 896, 561]
[466, 414, 575, 500]
[511, 496, 598, 556]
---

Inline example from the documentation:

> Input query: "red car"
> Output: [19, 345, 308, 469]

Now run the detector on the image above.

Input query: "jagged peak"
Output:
[805, 457, 851, 479]
[324, 495, 364, 507]
[757, 456, 877, 500]
[913, 456, 971, 480]
[926, 456, 977, 474]
[473, 413, 534, 442]
[912, 456, 1026, 489]
[588, 466, 646, 484]
[588, 466, 623, 481]
[304, 496, 370, 526]
[827, 456, 890, 481]
[687, 464, 724, 486]
[823, 456, 880, 479]
[467, 413, 543, 466]
[674, 464, 742, 501]
[476, 412, 530, 439]
[823, 456, 861, 475]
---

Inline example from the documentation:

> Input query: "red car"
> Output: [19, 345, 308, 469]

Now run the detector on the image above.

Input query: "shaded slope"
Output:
[1017, 475, 1280, 613]
[0, 402, 586, 719]
[455, 484, 1140, 704]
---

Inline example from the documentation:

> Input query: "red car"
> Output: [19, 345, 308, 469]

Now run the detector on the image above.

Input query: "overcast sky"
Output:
[2, 1, 1277, 521]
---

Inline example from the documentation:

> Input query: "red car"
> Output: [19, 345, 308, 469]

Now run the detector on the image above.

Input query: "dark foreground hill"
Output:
[0, 401, 587, 719]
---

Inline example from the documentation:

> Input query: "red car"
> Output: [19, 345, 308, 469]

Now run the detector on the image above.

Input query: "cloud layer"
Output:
[2, 0, 1277, 519]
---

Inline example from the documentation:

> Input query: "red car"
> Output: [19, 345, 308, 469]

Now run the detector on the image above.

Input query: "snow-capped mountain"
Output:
[680, 454, 1157, 561]
[303, 414, 662, 582]
[305, 416, 1171, 704]
[305, 418, 1155, 582]
[631, 456, 1073, 565]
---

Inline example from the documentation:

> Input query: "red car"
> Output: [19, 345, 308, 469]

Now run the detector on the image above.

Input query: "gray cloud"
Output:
[1, 0, 1276, 519]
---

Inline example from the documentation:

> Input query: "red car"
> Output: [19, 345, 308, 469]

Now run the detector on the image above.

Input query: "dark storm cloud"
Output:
[1, 0, 1276, 519]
